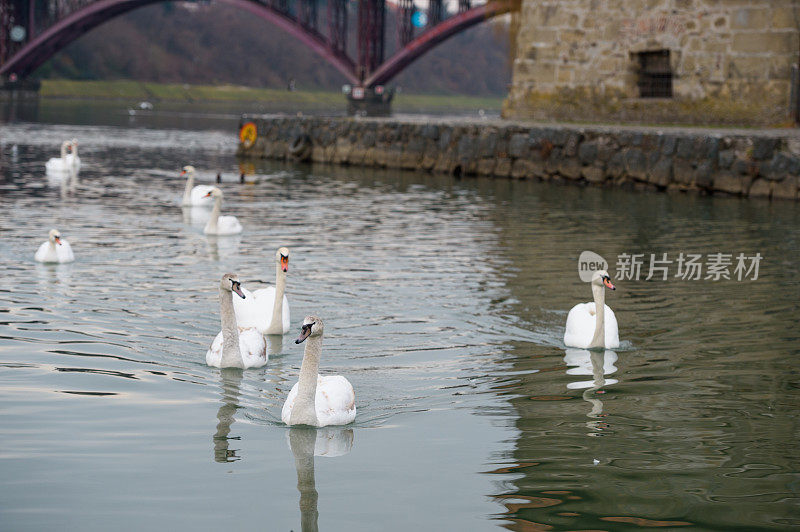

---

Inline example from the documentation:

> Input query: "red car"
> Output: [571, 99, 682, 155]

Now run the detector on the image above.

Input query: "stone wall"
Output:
[504, 0, 800, 126]
[238, 115, 800, 200]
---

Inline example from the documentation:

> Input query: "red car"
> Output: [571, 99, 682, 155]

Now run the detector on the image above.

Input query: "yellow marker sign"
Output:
[239, 122, 257, 148]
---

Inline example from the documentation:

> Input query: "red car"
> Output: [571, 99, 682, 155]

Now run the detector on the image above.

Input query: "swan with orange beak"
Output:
[34, 229, 75, 264]
[564, 270, 620, 349]
[233, 247, 291, 335]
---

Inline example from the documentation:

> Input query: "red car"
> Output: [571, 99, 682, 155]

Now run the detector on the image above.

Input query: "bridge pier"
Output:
[346, 86, 394, 117]
[0, 77, 40, 102]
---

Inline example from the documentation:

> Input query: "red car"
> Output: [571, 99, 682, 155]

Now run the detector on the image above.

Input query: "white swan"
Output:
[206, 274, 267, 369]
[564, 269, 619, 349]
[181, 165, 214, 207]
[233, 247, 290, 335]
[45, 140, 72, 175]
[66, 138, 81, 175]
[282, 316, 356, 427]
[203, 187, 243, 236]
[34, 229, 75, 263]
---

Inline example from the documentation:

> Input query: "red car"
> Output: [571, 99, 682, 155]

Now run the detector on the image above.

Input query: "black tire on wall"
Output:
[288, 134, 312, 161]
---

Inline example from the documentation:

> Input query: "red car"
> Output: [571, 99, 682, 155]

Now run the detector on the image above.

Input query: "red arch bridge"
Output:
[0, 0, 511, 114]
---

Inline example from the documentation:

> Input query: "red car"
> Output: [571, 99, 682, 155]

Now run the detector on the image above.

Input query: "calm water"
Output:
[1, 107, 799, 531]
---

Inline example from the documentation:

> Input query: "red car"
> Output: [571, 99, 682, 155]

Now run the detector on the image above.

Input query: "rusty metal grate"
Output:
[637, 50, 672, 98]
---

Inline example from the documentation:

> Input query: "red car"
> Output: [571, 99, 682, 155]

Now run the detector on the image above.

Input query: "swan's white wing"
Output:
[564, 303, 619, 349]
[189, 185, 214, 206]
[206, 330, 224, 367]
[34, 241, 51, 262]
[239, 327, 267, 368]
[281, 381, 300, 424]
[564, 302, 594, 348]
[45, 157, 70, 174]
[233, 286, 270, 330]
[233, 286, 290, 334]
[281, 376, 356, 427]
[216, 215, 242, 235]
[316, 375, 356, 426]
[604, 306, 620, 348]
[57, 240, 75, 263]
[252, 286, 291, 334]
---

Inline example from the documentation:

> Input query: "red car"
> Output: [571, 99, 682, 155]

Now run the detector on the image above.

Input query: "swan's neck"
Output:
[207, 195, 221, 232]
[219, 286, 244, 368]
[588, 283, 605, 349]
[291, 336, 322, 425]
[182, 172, 195, 204]
[60, 143, 68, 158]
[48, 239, 58, 253]
[266, 263, 286, 334]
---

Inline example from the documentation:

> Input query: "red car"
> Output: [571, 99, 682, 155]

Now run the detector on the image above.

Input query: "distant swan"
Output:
[34, 229, 75, 263]
[203, 187, 243, 236]
[233, 247, 290, 335]
[45, 140, 72, 175]
[181, 165, 214, 207]
[282, 316, 356, 427]
[206, 273, 267, 369]
[66, 138, 81, 174]
[564, 270, 619, 349]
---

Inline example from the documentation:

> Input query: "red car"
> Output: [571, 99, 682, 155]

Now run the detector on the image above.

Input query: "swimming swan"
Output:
[34, 229, 75, 263]
[233, 247, 290, 335]
[203, 187, 243, 236]
[180, 165, 214, 207]
[206, 274, 267, 369]
[45, 140, 72, 175]
[282, 316, 356, 427]
[564, 270, 619, 349]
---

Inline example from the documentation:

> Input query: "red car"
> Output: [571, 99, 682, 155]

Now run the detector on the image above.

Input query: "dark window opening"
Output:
[636, 50, 673, 98]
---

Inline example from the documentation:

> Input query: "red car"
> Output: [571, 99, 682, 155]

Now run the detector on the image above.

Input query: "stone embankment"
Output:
[237, 116, 800, 200]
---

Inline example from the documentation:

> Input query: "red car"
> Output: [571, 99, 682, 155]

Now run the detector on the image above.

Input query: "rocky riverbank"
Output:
[237, 115, 800, 200]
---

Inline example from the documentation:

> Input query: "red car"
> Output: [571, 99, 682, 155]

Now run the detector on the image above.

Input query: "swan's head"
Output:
[220, 273, 246, 299]
[276, 247, 290, 273]
[181, 165, 196, 176]
[70, 138, 78, 147]
[296, 315, 323, 344]
[48, 229, 63, 245]
[203, 187, 223, 199]
[592, 270, 615, 290]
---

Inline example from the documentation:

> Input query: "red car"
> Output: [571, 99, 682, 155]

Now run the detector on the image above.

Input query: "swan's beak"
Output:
[203, 191, 213, 198]
[296, 324, 312, 344]
[180, 170, 186, 176]
[54, 236, 62, 245]
[603, 277, 616, 290]
[280, 256, 289, 273]
[232, 283, 246, 299]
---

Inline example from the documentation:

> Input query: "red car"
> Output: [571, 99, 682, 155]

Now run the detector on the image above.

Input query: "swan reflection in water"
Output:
[213, 368, 244, 462]
[205, 234, 241, 261]
[288, 427, 354, 532]
[35, 261, 74, 299]
[212, 337, 284, 462]
[564, 348, 618, 435]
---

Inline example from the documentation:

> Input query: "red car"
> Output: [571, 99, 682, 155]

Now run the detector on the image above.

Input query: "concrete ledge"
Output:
[237, 115, 800, 201]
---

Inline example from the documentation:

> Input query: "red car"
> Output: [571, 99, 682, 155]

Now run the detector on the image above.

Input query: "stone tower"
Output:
[505, 0, 800, 126]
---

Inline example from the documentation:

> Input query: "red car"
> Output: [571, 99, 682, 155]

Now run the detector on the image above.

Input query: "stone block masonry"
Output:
[238, 115, 800, 201]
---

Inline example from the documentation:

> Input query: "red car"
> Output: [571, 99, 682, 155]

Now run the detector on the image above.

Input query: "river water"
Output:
[0, 101, 798, 531]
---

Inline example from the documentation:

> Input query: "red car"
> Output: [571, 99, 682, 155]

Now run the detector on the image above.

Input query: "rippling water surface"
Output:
[1, 118, 798, 531]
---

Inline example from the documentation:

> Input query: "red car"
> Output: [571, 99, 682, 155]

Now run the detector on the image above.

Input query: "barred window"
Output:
[636, 50, 673, 98]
